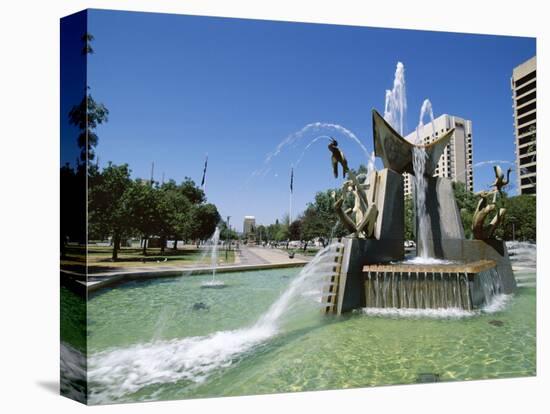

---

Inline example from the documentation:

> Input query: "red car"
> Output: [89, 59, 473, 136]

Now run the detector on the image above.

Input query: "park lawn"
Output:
[61, 244, 236, 273]
[274, 247, 321, 257]
[301, 248, 322, 256]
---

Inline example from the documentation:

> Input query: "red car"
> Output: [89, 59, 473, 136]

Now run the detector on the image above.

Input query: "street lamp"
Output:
[509, 216, 516, 241]
[226, 216, 231, 260]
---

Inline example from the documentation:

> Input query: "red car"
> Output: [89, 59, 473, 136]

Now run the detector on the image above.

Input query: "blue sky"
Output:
[78, 9, 535, 231]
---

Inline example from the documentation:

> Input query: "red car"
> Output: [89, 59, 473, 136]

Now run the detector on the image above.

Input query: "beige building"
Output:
[403, 114, 473, 197]
[243, 216, 256, 242]
[511, 56, 536, 195]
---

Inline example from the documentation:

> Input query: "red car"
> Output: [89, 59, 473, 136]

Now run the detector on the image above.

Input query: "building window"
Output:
[520, 156, 535, 167]
[516, 81, 536, 97]
[521, 165, 536, 174]
[519, 145, 536, 156]
[518, 111, 536, 126]
[517, 101, 536, 116]
[518, 123, 536, 136]
[515, 70, 536, 88]
[521, 177, 536, 186]
[516, 91, 536, 106]
[519, 135, 536, 146]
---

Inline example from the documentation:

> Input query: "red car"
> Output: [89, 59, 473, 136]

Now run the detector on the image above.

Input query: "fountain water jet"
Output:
[87, 243, 342, 404]
[324, 61, 517, 314]
[294, 135, 332, 168]
[153, 227, 226, 339]
[251, 122, 375, 180]
[201, 227, 225, 288]
[384, 62, 407, 136]
[411, 99, 437, 260]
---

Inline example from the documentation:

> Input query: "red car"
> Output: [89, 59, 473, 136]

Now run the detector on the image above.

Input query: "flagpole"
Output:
[289, 166, 293, 224]
[201, 154, 208, 195]
[289, 192, 292, 224]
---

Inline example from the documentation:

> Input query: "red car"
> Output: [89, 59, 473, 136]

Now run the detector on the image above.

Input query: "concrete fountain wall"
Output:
[326, 110, 517, 315]
[418, 175, 516, 294]
[335, 168, 404, 314]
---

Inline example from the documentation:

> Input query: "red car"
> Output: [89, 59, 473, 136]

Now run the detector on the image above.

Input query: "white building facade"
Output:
[511, 56, 536, 195]
[243, 216, 256, 236]
[403, 114, 473, 197]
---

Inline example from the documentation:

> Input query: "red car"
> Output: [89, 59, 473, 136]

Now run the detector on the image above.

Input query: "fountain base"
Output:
[324, 238, 516, 314]
[201, 280, 226, 289]
[364, 260, 499, 310]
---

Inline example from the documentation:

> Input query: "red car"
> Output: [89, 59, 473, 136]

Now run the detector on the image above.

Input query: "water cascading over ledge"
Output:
[363, 261, 503, 310]
[322, 109, 517, 316]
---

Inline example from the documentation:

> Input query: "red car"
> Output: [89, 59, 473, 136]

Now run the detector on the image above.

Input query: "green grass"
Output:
[275, 247, 321, 257]
[61, 244, 236, 273]
[300, 248, 322, 256]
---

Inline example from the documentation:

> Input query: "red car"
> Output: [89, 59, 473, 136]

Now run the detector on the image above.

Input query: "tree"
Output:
[453, 181, 478, 239]
[266, 219, 285, 242]
[179, 177, 206, 204]
[81, 33, 95, 55]
[68, 33, 109, 164]
[451, 181, 535, 241]
[189, 203, 221, 244]
[499, 195, 536, 241]
[68, 93, 109, 163]
[158, 180, 193, 250]
[288, 219, 303, 241]
[255, 224, 267, 243]
[88, 163, 133, 260]
[122, 181, 163, 256]
[300, 189, 346, 245]
[60, 163, 86, 257]
[519, 125, 536, 191]
[219, 219, 238, 242]
[404, 196, 414, 241]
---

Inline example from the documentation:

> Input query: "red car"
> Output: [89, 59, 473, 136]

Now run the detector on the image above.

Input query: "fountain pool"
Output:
[61, 256, 535, 404]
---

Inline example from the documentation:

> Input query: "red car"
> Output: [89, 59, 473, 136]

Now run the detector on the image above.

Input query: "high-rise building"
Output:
[403, 114, 473, 197]
[243, 216, 256, 241]
[511, 56, 536, 195]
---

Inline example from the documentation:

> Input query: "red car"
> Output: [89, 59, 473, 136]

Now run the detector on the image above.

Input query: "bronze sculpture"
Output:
[472, 165, 510, 240]
[328, 138, 349, 178]
[372, 110, 454, 176]
[472, 190, 506, 240]
[491, 165, 512, 200]
[329, 143, 378, 238]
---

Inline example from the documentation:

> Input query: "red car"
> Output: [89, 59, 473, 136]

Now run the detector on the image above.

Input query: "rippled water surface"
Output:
[77, 264, 535, 404]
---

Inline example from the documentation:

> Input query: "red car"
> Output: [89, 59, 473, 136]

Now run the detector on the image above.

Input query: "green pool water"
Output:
[71, 263, 537, 405]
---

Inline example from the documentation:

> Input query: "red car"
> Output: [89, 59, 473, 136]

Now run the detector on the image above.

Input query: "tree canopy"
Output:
[88, 170, 220, 259]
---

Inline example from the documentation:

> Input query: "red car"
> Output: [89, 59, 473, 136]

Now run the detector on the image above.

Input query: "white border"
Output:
[0, 1, 547, 413]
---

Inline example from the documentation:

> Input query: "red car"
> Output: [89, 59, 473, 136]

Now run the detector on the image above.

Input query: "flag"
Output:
[201, 155, 208, 187]
[290, 167, 294, 193]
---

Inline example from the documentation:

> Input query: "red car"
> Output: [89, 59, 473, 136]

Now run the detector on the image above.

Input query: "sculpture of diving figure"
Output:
[328, 138, 349, 178]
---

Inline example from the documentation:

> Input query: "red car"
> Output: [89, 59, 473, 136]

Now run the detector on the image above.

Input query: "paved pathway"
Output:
[236, 246, 269, 265]
[246, 246, 310, 264]
[62, 245, 311, 293]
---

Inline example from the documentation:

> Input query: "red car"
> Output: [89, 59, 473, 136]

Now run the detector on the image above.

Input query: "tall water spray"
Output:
[383, 62, 435, 259]
[88, 243, 342, 404]
[418, 99, 435, 137]
[250, 121, 377, 184]
[412, 147, 430, 258]
[384, 62, 407, 136]
[413, 99, 436, 258]
[202, 226, 225, 288]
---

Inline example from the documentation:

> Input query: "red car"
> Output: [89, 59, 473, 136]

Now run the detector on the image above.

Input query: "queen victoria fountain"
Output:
[323, 110, 516, 314]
